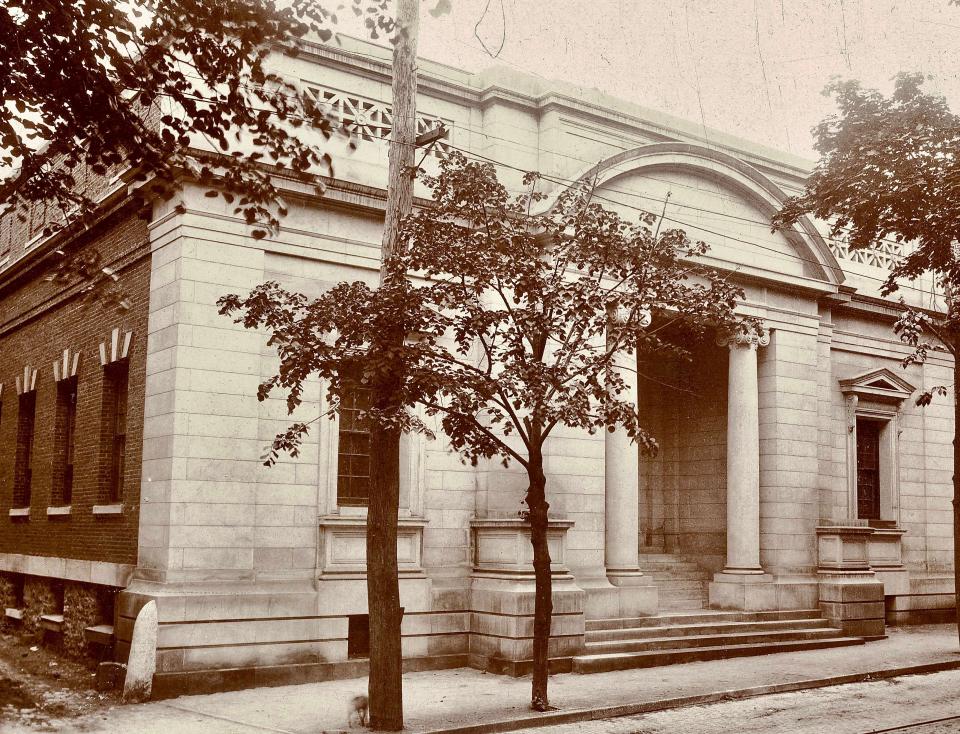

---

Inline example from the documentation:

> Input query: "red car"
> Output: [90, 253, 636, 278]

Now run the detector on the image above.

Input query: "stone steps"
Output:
[637, 553, 710, 611]
[572, 636, 865, 673]
[586, 609, 822, 631]
[584, 627, 843, 654]
[574, 609, 863, 673]
[585, 617, 831, 643]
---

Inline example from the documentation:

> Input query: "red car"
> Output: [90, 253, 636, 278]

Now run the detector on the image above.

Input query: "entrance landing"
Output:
[638, 553, 710, 610]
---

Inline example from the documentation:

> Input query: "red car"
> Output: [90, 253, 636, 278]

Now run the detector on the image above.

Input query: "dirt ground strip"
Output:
[0, 628, 119, 732]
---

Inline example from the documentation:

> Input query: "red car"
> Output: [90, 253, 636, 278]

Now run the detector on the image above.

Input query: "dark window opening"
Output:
[101, 362, 129, 503]
[13, 392, 36, 509]
[337, 383, 372, 507]
[347, 614, 370, 659]
[856, 418, 882, 521]
[53, 378, 78, 506]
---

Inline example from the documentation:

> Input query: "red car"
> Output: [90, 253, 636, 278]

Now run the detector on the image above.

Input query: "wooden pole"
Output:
[380, 0, 419, 276]
[367, 0, 418, 729]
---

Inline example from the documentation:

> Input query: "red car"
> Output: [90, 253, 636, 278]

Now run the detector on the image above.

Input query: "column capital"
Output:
[716, 328, 770, 350]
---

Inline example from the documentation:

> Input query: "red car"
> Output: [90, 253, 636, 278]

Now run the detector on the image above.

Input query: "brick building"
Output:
[0, 36, 954, 695]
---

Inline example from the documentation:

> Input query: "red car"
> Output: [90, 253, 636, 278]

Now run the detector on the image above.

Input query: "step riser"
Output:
[586, 610, 821, 631]
[572, 638, 864, 674]
[585, 619, 831, 642]
[659, 590, 707, 598]
[585, 629, 842, 654]
[641, 571, 707, 576]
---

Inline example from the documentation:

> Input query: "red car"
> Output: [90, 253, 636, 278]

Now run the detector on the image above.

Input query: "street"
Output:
[517, 668, 960, 734]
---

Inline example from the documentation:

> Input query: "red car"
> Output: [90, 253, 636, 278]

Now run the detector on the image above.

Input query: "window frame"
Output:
[13, 390, 37, 509]
[52, 376, 79, 507]
[335, 380, 373, 508]
[318, 379, 422, 518]
[101, 359, 129, 504]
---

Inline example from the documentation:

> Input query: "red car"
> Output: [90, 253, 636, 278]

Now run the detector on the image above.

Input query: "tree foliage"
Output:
[220, 152, 753, 708]
[774, 72, 960, 399]
[0, 0, 394, 240]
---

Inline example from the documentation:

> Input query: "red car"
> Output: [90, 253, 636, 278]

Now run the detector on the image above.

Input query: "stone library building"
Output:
[0, 36, 953, 696]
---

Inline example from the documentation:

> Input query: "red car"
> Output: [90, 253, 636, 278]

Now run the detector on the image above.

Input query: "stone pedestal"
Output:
[815, 525, 886, 638]
[818, 575, 886, 638]
[468, 518, 585, 674]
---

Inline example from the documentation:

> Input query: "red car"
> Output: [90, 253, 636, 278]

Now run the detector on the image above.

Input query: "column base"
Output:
[606, 568, 652, 587]
[606, 569, 658, 617]
[709, 571, 776, 611]
[578, 571, 658, 618]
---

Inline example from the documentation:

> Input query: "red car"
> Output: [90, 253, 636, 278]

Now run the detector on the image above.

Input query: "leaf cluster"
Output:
[0, 0, 393, 241]
[774, 73, 960, 403]
[775, 74, 960, 297]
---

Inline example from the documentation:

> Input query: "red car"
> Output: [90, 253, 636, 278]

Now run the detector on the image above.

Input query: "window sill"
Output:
[92, 504, 122, 516]
[319, 513, 426, 527]
[47, 505, 71, 518]
[8, 508, 29, 519]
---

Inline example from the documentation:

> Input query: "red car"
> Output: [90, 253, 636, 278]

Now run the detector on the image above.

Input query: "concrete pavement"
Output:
[5, 624, 960, 733]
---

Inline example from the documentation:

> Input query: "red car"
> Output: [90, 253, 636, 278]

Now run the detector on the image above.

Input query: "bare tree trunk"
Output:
[366, 0, 419, 728]
[367, 389, 403, 730]
[526, 444, 552, 711]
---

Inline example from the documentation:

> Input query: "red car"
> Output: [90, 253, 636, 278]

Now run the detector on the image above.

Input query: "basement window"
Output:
[347, 614, 370, 659]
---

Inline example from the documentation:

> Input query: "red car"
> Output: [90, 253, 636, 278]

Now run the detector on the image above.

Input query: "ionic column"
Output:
[605, 346, 641, 584]
[720, 329, 769, 574]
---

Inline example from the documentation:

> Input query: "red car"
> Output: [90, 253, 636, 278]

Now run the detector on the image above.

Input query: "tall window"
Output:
[101, 361, 129, 503]
[53, 378, 78, 506]
[856, 417, 882, 521]
[337, 383, 372, 507]
[13, 392, 36, 509]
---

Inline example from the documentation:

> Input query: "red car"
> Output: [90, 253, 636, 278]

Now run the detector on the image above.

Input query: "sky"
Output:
[355, 0, 960, 162]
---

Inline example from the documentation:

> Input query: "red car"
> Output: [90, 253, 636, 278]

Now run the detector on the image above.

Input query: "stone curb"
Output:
[419, 660, 960, 734]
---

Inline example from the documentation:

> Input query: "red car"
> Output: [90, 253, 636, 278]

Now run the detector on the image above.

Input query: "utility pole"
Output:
[366, 0, 418, 730]
[380, 0, 419, 275]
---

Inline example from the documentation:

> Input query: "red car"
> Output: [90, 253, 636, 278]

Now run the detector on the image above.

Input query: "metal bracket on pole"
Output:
[409, 124, 449, 178]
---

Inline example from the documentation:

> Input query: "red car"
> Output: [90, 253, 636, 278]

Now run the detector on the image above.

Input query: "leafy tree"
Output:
[220, 152, 751, 711]
[774, 73, 960, 642]
[0, 1, 461, 725]
[0, 0, 392, 281]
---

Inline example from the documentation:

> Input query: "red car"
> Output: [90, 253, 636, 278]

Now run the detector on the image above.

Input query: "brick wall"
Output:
[0, 202, 150, 566]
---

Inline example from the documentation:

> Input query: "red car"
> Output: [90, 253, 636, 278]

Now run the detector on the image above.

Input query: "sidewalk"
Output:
[24, 624, 960, 734]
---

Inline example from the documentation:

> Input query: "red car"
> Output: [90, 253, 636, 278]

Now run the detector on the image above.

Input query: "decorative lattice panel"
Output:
[829, 234, 908, 270]
[305, 85, 452, 160]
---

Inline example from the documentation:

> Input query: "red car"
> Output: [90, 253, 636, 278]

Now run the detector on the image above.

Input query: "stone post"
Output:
[722, 330, 768, 574]
[592, 323, 657, 617]
[604, 345, 641, 582]
[709, 329, 775, 610]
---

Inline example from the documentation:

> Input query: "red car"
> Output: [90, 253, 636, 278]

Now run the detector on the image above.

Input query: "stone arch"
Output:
[542, 142, 844, 286]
